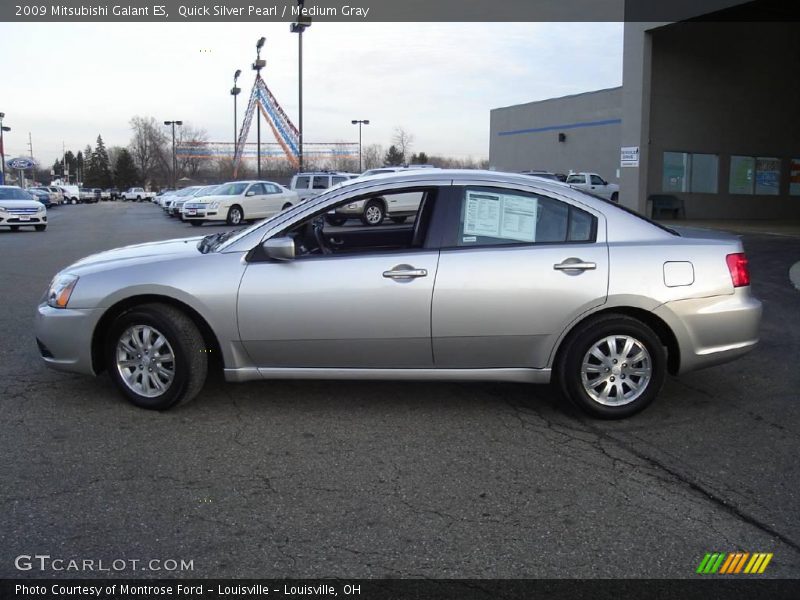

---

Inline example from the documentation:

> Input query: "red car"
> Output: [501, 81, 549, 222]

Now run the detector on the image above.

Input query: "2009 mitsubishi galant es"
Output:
[35, 170, 762, 418]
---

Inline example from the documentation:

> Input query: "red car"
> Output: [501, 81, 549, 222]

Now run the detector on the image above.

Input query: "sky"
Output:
[0, 22, 623, 167]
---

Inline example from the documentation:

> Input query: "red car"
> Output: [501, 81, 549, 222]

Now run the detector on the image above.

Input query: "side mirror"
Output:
[246, 190, 256, 197]
[262, 236, 295, 261]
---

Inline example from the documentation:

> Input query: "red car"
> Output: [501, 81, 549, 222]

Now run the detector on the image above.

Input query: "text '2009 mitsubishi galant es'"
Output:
[35, 170, 761, 418]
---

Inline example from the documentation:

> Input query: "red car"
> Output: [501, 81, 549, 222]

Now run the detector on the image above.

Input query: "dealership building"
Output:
[489, 1, 800, 219]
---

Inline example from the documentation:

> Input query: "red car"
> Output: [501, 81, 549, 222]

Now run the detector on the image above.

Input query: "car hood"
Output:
[67, 236, 205, 274]
[1, 199, 44, 210]
[187, 193, 241, 204]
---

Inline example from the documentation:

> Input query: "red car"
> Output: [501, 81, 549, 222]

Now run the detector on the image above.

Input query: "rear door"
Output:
[431, 184, 608, 369]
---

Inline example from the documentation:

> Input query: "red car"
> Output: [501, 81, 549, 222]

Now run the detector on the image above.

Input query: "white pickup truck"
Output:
[566, 172, 619, 202]
[122, 187, 156, 202]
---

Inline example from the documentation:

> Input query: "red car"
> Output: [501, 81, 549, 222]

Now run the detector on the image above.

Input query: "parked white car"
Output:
[0, 185, 47, 231]
[171, 185, 219, 217]
[566, 172, 619, 202]
[58, 185, 81, 205]
[163, 186, 201, 215]
[182, 180, 298, 226]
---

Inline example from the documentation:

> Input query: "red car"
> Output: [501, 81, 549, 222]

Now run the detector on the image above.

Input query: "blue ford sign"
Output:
[7, 157, 37, 170]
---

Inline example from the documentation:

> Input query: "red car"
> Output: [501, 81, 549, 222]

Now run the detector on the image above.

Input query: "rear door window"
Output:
[294, 176, 310, 190]
[449, 187, 596, 247]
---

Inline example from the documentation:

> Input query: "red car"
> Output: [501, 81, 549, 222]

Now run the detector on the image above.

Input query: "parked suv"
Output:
[326, 166, 438, 226]
[182, 180, 298, 226]
[290, 172, 358, 202]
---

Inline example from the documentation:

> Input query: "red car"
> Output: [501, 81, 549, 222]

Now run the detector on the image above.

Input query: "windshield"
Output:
[213, 182, 248, 196]
[175, 187, 199, 197]
[0, 187, 34, 200]
[194, 185, 219, 197]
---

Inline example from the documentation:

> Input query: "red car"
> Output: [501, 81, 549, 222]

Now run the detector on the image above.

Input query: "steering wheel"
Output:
[312, 216, 332, 255]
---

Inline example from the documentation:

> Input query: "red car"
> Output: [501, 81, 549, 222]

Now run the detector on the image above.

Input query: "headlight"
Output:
[208, 201, 219, 209]
[46, 273, 79, 309]
[0, 206, 7, 213]
[37, 204, 46, 212]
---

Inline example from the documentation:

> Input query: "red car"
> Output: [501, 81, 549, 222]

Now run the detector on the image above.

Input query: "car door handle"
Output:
[554, 259, 596, 271]
[383, 266, 428, 279]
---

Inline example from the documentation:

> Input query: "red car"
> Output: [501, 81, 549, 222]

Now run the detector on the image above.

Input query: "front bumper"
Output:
[35, 303, 102, 375]
[654, 287, 763, 374]
[183, 205, 220, 220]
[1, 213, 46, 226]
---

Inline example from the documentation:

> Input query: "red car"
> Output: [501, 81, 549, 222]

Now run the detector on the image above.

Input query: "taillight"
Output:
[726, 253, 750, 287]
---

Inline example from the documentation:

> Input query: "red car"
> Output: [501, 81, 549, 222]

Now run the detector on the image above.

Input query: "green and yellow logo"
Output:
[696, 552, 773, 575]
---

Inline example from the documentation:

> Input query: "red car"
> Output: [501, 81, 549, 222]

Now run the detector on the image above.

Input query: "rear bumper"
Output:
[654, 287, 762, 374]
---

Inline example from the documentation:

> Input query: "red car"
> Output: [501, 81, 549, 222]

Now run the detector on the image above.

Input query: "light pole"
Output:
[163, 120, 182, 189]
[351, 119, 369, 172]
[291, 2, 311, 172]
[0, 112, 9, 185]
[231, 69, 242, 158]
[252, 37, 266, 178]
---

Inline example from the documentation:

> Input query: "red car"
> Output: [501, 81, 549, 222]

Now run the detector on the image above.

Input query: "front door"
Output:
[237, 251, 440, 369]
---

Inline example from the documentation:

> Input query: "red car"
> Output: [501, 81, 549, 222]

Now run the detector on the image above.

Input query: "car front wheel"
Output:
[106, 303, 208, 410]
[557, 314, 666, 419]
[227, 205, 243, 225]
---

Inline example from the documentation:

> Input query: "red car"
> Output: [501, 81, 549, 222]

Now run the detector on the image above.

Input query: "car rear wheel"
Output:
[227, 205, 243, 225]
[557, 314, 666, 419]
[361, 200, 385, 226]
[106, 303, 207, 410]
[70, 198, 77, 205]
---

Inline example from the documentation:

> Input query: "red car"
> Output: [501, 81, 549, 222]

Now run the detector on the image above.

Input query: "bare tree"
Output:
[176, 124, 210, 178]
[129, 116, 168, 187]
[391, 127, 414, 163]
[361, 144, 385, 170]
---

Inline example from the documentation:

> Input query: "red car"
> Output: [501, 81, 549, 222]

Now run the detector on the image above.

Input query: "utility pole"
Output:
[252, 37, 266, 178]
[0, 112, 9, 185]
[163, 120, 183, 188]
[291, 2, 311, 173]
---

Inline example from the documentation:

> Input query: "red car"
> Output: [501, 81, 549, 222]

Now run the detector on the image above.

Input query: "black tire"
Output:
[361, 199, 385, 226]
[35, 225, 47, 232]
[190, 220, 204, 227]
[610, 192, 619, 203]
[136, 196, 142, 202]
[556, 314, 666, 419]
[390, 216, 407, 224]
[282, 202, 293, 211]
[70, 198, 77, 205]
[325, 215, 347, 226]
[227, 204, 244, 226]
[105, 303, 208, 410]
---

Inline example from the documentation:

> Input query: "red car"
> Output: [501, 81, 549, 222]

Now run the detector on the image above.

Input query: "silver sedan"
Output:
[35, 170, 762, 418]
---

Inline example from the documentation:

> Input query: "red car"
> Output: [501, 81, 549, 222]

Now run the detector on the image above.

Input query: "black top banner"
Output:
[1, 0, 798, 22]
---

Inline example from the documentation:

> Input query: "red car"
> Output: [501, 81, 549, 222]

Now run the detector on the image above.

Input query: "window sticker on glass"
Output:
[463, 190, 538, 243]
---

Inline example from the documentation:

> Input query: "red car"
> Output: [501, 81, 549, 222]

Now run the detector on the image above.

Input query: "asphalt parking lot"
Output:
[1, 201, 798, 578]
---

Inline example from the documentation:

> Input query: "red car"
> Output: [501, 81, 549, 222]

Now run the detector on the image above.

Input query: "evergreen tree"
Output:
[410, 152, 429, 165]
[76, 151, 85, 184]
[384, 145, 404, 166]
[114, 148, 140, 188]
[85, 136, 113, 188]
